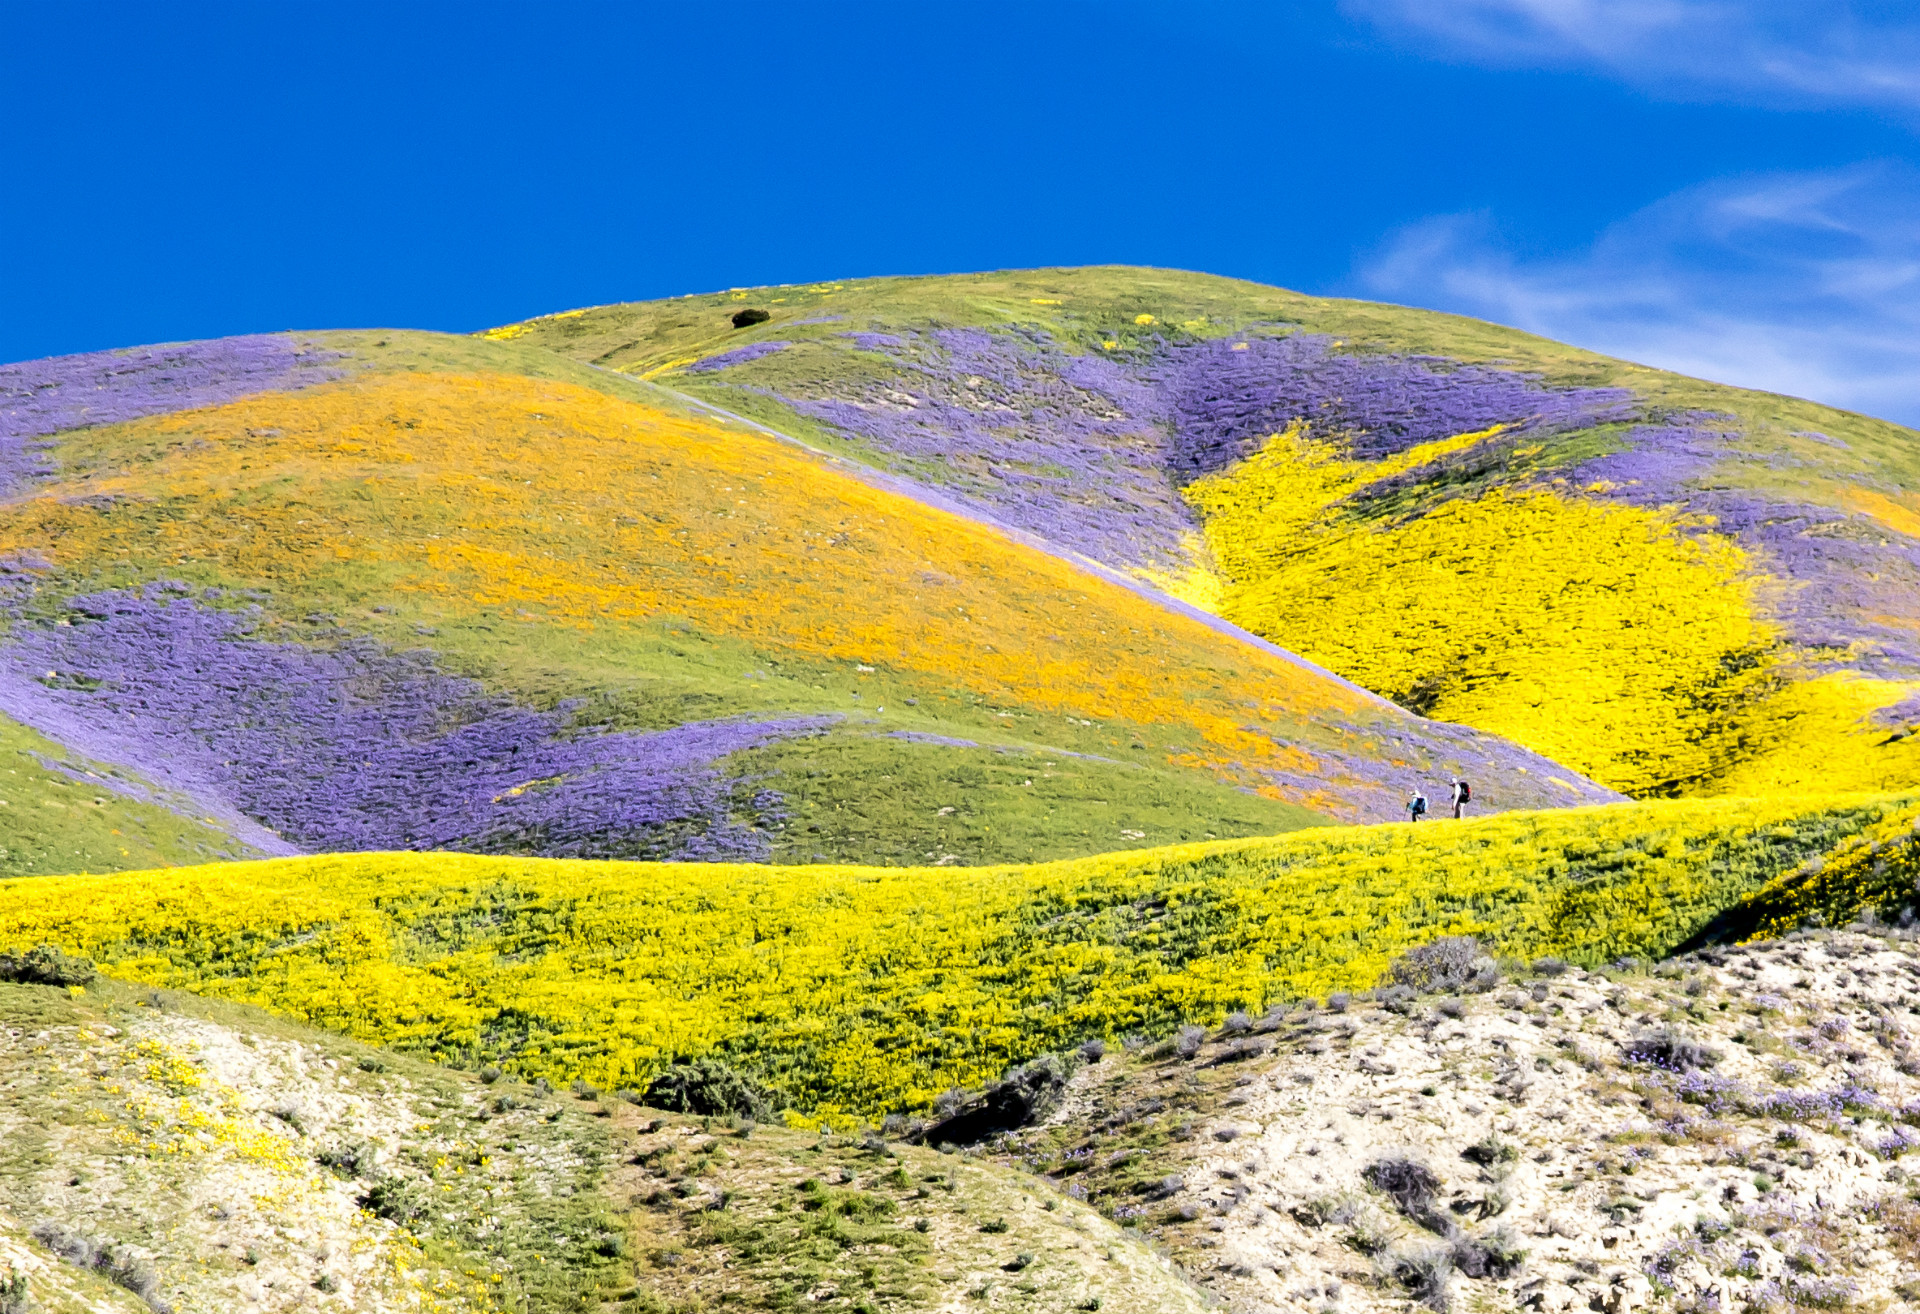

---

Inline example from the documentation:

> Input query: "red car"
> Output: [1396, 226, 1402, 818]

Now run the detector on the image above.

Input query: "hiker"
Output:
[1451, 777, 1471, 820]
[1407, 790, 1428, 823]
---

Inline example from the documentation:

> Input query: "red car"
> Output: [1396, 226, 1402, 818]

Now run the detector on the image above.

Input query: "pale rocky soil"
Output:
[610, 1106, 1212, 1314]
[0, 979, 612, 1314]
[17, 929, 1920, 1314]
[1000, 928, 1920, 1314]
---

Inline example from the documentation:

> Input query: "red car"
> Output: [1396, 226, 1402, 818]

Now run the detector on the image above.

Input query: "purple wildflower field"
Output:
[0, 586, 833, 860]
[758, 327, 1641, 575]
[0, 334, 346, 497]
[710, 322, 1920, 685]
[782, 328, 1194, 573]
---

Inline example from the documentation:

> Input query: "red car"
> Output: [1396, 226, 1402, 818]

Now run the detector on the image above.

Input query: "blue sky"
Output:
[3, 1, 1917, 424]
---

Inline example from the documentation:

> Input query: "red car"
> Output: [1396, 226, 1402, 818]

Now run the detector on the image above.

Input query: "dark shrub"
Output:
[478, 1066, 501, 1084]
[1452, 1226, 1526, 1279]
[1531, 957, 1568, 977]
[1147, 1173, 1185, 1200]
[1077, 1038, 1107, 1063]
[1174, 1025, 1207, 1058]
[1220, 1011, 1252, 1036]
[1624, 1028, 1720, 1071]
[644, 1058, 773, 1120]
[1387, 1245, 1453, 1310]
[1375, 984, 1417, 1013]
[315, 1138, 377, 1178]
[731, 308, 771, 328]
[0, 944, 96, 987]
[911, 1054, 1074, 1146]
[0, 1266, 25, 1314]
[360, 1177, 429, 1224]
[1387, 936, 1499, 994]
[1461, 1134, 1517, 1167]
[1364, 1155, 1443, 1215]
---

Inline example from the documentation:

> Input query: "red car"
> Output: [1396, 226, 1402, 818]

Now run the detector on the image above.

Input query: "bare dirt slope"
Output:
[980, 927, 1920, 1313]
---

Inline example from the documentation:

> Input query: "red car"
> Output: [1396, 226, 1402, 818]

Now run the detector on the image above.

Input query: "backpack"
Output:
[1411, 794, 1427, 815]
[1459, 780, 1471, 803]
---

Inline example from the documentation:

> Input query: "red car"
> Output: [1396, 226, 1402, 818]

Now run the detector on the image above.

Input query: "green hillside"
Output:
[0, 311, 1622, 878]
[497, 266, 1920, 799]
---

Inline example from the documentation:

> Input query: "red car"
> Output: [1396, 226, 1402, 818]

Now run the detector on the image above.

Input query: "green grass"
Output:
[731, 728, 1321, 866]
[0, 714, 251, 878]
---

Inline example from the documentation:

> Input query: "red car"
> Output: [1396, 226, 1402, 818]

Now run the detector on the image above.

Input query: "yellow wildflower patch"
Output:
[1186, 426, 1781, 794]
[2, 791, 1903, 1114]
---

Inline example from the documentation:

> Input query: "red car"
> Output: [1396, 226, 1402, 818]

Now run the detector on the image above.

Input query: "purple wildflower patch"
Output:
[0, 334, 346, 498]
[1147, 334, 1636, 477]
[784, 327, 1187, 573]
[0, 585, 834, 861]
[685, 341, 790, 373]
[1574, 416, 1920, 675]
[732, 325, 1641, 576]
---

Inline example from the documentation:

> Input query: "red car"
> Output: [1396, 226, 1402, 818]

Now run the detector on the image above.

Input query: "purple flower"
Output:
[1574, 416, 1920, 675]
[0, 335, 346, 498]
[0, 585, 834, 860]
[685, 341, 790, 373]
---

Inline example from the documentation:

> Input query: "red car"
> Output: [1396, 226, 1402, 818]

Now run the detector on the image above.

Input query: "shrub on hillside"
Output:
[30, 1223, 170, 1313]
[643, 1058, 774, 1120]
[1385, 936, 1499, 994]
[359, 1177, 429, 1225]
[910, 1053, 1075, 1146]
[0, 1267, 26, 1314]
[0, 944, 96, 987]
[1625, 1028, 1720, 1071]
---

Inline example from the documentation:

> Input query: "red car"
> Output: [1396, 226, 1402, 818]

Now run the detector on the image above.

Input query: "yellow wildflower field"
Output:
[2, 793, 1905, 1116]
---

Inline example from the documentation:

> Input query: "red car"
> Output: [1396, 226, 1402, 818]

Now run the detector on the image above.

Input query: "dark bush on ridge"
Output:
[360, 1177, 428, 1224]
[730, 308, 771, 328]
[1365, 1155, 1443, 1216]
[1624, 1027, 1720, 1071]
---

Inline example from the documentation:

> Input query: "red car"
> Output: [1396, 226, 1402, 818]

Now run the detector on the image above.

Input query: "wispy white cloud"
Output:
[1355, 163, 1920, 426]
[1344, 0, 1920, 115]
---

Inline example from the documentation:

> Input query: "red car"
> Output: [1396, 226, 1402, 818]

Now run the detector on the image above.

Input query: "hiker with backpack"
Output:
[1407, 790, 1428, 823]
[1451, 777, 1471, 819]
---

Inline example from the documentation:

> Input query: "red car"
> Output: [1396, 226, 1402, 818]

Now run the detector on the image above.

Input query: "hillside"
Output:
[4, 800, 1920, 1313]
[494, 267, 1920, 799]
[0, 967, 1203, 1314]
[5, 793, 1912, 1116]
[0, 323, 1616, 878]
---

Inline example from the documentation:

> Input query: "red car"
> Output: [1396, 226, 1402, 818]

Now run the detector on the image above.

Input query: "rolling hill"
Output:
[496, 266, 1920, 799]
[8, 263, 1920, 1312]
[0, 315, 1621, 878]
